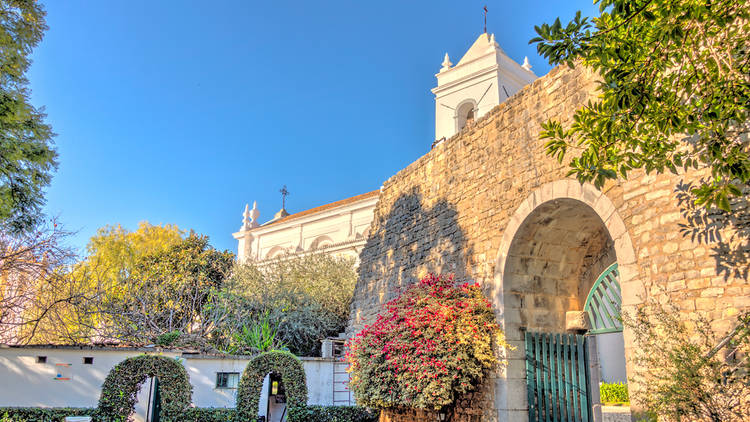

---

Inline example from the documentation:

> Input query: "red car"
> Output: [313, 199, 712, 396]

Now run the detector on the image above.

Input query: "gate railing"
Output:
[525, 332, 590, 422]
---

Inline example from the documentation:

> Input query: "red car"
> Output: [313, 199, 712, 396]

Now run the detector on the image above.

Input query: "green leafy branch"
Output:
[531, 0, 750, 211]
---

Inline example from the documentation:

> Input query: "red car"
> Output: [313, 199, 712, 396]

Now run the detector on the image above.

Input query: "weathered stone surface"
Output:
[566, 311, 591, 331]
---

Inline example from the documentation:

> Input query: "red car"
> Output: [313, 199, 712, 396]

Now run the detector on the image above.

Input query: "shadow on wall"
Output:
[352, 187, 473, 330]
[676, 181, 749, 280]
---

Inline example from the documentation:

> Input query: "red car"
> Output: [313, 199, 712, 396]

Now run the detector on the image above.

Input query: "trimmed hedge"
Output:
[600, 382, 629, 403]
[0, 406, 378, 422]
[0, 408, 95, 422]
[287, 405, 378, 422]
[97, 354, 192, 422]
[180, 408, 235, 422]
[236, 351, 307, 421]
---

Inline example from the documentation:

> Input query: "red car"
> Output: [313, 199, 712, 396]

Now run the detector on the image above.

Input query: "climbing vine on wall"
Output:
[346, 274, 506, 411]
[96, 354, 192, 422]
[236, 350, 308, 420]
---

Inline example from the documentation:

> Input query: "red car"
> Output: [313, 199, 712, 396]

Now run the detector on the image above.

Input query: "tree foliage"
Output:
[27, 223, 233, 346]
[82, 222, 185, 286]
[93, 232, 234, 345]
[213, 252, 357, 356]
[0, 0, 56, 233]
[531, 0, 749, 211]
[0, 218, 80, 344]
[626, 304, 750, 421]
[346, 274, 505, 411]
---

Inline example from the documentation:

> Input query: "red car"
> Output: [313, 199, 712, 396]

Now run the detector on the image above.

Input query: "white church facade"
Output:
[233, 191, 379, 263]
[233, 33, 536, 264]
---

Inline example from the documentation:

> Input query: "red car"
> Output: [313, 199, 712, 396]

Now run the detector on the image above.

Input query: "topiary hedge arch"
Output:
[97, 354, 192, 422]
[236, 350, 308, 420]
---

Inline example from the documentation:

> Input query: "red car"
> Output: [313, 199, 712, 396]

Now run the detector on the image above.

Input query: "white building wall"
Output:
[233, 192, 378, 264]
[597, 332, 628, 384]
[0, 347, 341, 414]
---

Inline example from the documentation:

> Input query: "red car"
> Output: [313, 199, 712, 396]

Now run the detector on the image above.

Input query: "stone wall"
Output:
[349, 63, 749, 421]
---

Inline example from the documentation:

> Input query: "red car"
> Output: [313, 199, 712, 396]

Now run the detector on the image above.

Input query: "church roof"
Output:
[456, 32, 499, 66]
[263, 190, 379, 227]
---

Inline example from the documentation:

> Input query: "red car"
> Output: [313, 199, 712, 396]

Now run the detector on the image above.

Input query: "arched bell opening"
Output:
[455, 100, 477, 132]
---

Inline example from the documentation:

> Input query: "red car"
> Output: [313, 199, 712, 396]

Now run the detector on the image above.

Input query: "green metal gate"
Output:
[525, 332, 590, 422]
[584, 263, 623, 335]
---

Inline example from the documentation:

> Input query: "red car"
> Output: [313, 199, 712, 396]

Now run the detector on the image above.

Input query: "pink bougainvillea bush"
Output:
[346, 274, 506, 410]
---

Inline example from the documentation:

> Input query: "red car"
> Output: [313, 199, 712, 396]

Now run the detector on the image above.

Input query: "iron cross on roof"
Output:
[279, 185, 290, 209]
[484, 5, 488, 33]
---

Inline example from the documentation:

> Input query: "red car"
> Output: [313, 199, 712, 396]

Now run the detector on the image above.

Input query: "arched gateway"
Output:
[97, 355, 192, 422]
[493, 180, 636, 421]
[236, 351, 308, 421]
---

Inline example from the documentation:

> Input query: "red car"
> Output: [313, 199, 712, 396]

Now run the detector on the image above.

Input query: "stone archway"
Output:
[492, 180, 639, 421]
[236, 351, 308, 421]
[97, 355, 192, 421]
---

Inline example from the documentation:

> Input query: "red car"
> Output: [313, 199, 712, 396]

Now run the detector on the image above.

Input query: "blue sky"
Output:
[30, 1, 599, 254]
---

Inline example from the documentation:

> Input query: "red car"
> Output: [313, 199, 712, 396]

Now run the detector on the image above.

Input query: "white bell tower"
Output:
[432, 33, 537, 142]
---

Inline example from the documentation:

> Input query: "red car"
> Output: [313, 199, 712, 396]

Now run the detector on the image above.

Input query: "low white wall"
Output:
[0, 347, 341, 415]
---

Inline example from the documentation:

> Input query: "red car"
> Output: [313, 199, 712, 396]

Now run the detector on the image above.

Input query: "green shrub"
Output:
[0, 407, 240, 422]
[180, 408, 235, 422]
[97, 354, 192, 422]
[226, 311, 287, 354]
[156, 330, 181, 347]
[600, 382, 629, 404]
[236, 351, 307, 421]
[0, 408, 95, 422]
[627, 305, 750, 421]
[287, 405, 378, 422]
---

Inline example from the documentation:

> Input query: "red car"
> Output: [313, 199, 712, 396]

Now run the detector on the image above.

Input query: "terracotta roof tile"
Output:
[264, 190, 379, 226]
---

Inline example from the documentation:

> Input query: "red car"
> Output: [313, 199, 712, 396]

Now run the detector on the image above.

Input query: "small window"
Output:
[216, 372, 240, 389]
[36, 356, 47, 364]
[83, 357, 94, 364]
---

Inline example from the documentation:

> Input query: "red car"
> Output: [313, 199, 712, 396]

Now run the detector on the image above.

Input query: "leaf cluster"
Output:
[599, 382, 629, 404]
[224, 310, 288, 355]
[531, 0, 750, 211]
[98, 232, 234, 344]
[42, 223, 233, 347]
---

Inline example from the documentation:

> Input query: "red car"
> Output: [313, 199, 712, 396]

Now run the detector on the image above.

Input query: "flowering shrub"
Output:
[346, 274, 506, 410]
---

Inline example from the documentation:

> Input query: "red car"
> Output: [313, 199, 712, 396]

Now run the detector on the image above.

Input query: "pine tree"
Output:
[0, 0, 56, 233]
